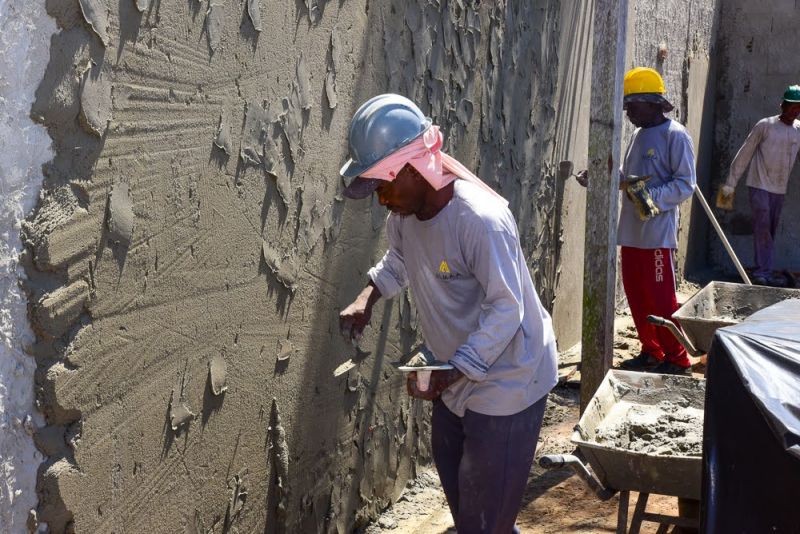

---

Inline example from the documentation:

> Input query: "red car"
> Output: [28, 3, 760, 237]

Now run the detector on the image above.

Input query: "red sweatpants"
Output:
[620, 246, 690, 368]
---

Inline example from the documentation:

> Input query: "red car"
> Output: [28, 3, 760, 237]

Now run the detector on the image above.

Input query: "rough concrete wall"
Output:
[712, 0, 800, 275]
[547, 1, 593, 350]
[0, 1, 56, 531]
[23, 1, 574, 532]
[626, 0, 721, 281]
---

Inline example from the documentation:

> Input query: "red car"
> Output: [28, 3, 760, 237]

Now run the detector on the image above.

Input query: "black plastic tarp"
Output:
[702, 298, 800, 533]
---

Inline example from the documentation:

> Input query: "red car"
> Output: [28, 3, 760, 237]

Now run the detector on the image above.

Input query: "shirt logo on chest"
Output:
[645, 148, 657, 160]
[436, 260, 461, 280]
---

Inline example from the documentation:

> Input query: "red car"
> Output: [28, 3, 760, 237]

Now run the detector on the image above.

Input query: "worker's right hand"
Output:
[339, 283, 380, 342]
[716, 185, 735, 210]
[406, 369, 464, 401]
[575, 170, 588, 187]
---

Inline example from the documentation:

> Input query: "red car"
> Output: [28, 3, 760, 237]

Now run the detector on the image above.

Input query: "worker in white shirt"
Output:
[717, 85, 800, 285]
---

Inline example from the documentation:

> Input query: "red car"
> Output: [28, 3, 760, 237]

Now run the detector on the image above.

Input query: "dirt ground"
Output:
[362, 285, 702, 534]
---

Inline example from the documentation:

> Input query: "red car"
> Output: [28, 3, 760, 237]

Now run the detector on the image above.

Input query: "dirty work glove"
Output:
[575, 170, 588, 187]
[624, 176, 660, 221]
[716, 185, 735, 211]
[406, 369, 464, 401]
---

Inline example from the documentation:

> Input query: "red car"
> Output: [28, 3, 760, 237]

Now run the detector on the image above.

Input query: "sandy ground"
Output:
[361, 284, 702, 534]
[361, 387, 682, 534]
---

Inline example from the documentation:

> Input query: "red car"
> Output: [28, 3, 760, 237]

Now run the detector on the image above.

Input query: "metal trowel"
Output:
[393, 345, 453, 392]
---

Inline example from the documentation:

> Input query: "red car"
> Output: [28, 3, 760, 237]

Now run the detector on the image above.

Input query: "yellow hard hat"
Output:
[623, 67, 666, 96]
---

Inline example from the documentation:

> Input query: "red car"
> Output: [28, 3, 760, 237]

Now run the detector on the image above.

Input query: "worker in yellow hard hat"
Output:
[716, 85, 800, 286]
[577, 67, 696, 375]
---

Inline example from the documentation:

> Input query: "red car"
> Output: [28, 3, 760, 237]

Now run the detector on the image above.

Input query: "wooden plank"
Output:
[580, 0, 628, 412]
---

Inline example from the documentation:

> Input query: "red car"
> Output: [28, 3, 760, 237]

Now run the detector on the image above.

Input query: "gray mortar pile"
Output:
[591, 376, 706, 457]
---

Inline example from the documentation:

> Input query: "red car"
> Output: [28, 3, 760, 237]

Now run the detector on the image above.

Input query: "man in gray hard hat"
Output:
[338, 94, 558, 533]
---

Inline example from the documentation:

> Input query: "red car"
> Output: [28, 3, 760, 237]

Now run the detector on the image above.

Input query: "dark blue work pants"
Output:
[431, 394, 548, 534]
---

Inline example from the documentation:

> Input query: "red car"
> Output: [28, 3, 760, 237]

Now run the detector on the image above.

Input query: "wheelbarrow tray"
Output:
[572, 370, 705, 500]
[673, 281, 800, 353]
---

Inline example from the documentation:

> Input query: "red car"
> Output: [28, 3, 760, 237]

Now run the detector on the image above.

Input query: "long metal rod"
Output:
[693, 185, 751, 285]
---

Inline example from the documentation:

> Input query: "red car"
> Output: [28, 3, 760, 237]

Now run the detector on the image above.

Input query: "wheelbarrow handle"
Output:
[647, 315, 703, 357]
[647, 315, 670, 327]
[538, 454, 616, 501]
[539, 454, 569, 468]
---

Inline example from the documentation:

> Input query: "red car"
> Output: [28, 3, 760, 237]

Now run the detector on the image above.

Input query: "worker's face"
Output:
[625, 101, 664, 128]
[375, 164, 426, 217]
[780, 102, 800, 122]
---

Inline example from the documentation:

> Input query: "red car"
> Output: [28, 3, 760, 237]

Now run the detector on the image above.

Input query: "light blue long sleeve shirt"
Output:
[368, 180, 558, 417]
[618, 119, 696, 249]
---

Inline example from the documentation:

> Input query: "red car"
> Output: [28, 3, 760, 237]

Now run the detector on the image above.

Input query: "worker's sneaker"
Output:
[619, 352, 660, 371]
[652, 361, 691, 376]
[751, 276, 768, 286]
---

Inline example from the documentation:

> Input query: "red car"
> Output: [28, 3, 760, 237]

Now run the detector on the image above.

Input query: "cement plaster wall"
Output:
[18, 0, 727, 531]
[22, 1, 580, 531]
[712, 0, 800, 276]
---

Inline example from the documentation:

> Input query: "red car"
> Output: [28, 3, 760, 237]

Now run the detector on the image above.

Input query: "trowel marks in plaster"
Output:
[78, 0, 110, 46]
[269, 399, 290, 526]
[106, 182, 134, 246]
[247, 0, 263, 32]
[22, 0, 571, 532]
[207, 1, 225, 53]
[208, 354, 227, 395]
[0, 2, 56, 530]
[79, 63, 112, 137]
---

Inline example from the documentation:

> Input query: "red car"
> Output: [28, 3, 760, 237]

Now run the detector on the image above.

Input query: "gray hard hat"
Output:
[340, 94, 432, 199]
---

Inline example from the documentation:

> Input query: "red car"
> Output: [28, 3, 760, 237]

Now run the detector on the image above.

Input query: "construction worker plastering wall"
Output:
[716, 85, 800, 286]
[337, 94, 558, 533]
[577, 67, 696, 376]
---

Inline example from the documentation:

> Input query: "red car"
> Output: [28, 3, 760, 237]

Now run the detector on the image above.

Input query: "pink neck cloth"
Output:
[361, 125, 508, 205]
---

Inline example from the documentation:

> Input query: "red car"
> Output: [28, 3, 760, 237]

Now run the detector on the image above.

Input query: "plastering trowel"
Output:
[393, 345, 453, 392]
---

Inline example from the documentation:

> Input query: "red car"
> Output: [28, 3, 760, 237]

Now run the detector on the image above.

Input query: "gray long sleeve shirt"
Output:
[725, 115, 800, 195]
[618, 119, 696, 249]
[368, 180, 558, 417]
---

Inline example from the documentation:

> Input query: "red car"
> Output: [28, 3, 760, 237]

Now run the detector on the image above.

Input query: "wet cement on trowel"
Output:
[22, 0, 598, 532]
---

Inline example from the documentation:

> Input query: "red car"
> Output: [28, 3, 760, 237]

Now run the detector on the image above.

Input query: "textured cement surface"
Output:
[18, 0, 726, 531]
[21, 1, 588, 531]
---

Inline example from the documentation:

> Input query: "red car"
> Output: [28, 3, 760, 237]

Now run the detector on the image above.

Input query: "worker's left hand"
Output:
[624, 176, 660, 220]
[575, 170, 588, 187]
[406, 369, 464, 401]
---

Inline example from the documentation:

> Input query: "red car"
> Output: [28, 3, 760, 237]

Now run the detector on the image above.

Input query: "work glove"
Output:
[575, 170, 588, 187]
[716, 185, 735, 211]
[406, 368, 464, 401]
[624, 175, 660, 221]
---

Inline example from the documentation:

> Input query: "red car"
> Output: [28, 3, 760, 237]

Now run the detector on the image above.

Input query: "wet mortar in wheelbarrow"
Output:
[654, 281, 800, 355]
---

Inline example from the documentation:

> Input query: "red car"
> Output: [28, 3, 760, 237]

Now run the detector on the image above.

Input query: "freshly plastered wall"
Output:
[23, 1, 586, 532]
[0, 1, 56, 531]
[711, 0, 800, 276]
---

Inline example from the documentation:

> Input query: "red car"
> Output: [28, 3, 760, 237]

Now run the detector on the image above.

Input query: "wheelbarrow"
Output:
[540, 370, 705, 534]
[648, 281, 800, 356]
